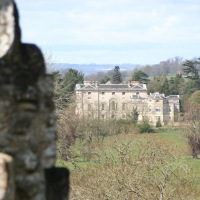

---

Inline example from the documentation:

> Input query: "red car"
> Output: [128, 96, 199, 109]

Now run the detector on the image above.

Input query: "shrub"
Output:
[156, 120, 162, 127]
[137, 122, 155, 133]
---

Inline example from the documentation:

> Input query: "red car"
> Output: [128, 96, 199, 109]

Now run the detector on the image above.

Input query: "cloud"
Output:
[16, 0, 200, 64]
[153, 16, 179, 33]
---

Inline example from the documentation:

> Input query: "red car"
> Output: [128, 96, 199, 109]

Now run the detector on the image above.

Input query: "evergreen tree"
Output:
[111, 66, 122, 84]
[132, 70, 149, 84]
[131, 107, 139, 124]
[160, 76, 170, 96]
[182, 58, 200, 80]
[169, 77, 178, 95]
[62, 68, 84, 94]
[55, 68, 84, 106]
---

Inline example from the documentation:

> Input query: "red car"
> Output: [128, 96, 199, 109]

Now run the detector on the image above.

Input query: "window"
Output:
[122, 103, 126, 111]
[102, 92, 105, 95]
[122, 92, 125, 95]
[112, 92, 115, 95]
[111, 114, 115, 119]
[88, 92, 91, 95]
[155, 106, 160, 112]
[88, 104, 92, 111]
[136, 92, 139, 95]
[155, 116, 160, 121]
[111, 101, 117, 110]
[101, 103, 105, 110]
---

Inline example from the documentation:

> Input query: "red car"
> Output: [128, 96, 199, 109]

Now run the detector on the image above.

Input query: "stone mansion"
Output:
[75, 81, 180, 126]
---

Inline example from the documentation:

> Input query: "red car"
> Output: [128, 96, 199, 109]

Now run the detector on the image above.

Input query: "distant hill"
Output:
[47, 63, 141, 74]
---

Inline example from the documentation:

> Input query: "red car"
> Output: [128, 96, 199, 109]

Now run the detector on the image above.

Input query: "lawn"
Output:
[57, 128, 200, 199]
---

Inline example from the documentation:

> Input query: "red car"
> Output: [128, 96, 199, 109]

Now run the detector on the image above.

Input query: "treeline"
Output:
[134, 56, 183, 76]
[53, 56, 200, 110]
[84, 56, 184, 81]
[135, 57, 200, 109]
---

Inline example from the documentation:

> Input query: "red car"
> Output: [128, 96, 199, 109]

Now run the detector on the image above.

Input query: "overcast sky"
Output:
[16, 0, 200, 64]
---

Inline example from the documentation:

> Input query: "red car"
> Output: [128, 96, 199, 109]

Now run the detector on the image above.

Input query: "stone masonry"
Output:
[0, 1, 69, 199]
[76, 81, 180, 126]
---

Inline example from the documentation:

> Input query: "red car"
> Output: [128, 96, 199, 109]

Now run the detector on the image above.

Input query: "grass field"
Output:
[57, 128, 200, 199]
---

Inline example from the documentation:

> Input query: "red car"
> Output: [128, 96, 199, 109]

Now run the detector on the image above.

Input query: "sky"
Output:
[16, 0, 200, 65]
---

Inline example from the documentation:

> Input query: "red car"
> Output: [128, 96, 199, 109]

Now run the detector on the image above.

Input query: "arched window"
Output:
[122, 103, 126, 111]
[111, 101, 116, 110]
[101, 103, 105, 110]
[88, 104, 92, 111]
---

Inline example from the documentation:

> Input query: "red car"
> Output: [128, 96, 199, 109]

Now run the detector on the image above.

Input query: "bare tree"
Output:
[184, 98, 200, 158]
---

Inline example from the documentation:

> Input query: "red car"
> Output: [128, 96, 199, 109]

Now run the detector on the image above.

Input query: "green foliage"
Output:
[111, 66, 122, 84]
[130, 107, 139, 124]
[156, 120, 162, 128]
[182, 58, 200, 80]
[188, 90, 200, 105]
[180, 79, 200, 107]
[99, 75, 110, 84]
[54, 68, 84, 106]
[132, 70, 149, 84]
[169, 74, 184, 95]
[62, 68, 84, 94]
[137, 122, 155, 133]
[160, 76, 170, 96]
[132, 108, 139, 123]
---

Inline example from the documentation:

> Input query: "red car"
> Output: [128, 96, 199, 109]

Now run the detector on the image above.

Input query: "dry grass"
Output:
[69, 133, 200, 200]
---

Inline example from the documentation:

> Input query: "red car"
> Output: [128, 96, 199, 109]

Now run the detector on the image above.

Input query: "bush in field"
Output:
[137, 122, 155, 133]
[156, 119, 162, 127]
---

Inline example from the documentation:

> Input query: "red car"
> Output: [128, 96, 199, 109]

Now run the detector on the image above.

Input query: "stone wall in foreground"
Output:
[0, 1, 69, 199]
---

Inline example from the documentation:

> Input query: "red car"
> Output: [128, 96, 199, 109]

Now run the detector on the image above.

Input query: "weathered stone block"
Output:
[0, 153, 15, 200]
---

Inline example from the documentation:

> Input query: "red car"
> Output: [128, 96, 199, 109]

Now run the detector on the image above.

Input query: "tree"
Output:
[130, 107, 139, 124]
[57, 68, 84, 105]
[188, 90, 200, 105]
[132, 70, 149, 84]
[184, 91, 200, 158]
[54, 68, 84, 107]
[99, 75, 110, 84]
[62, 68, 84, 94]
[182, 58, 200, 80]
[160, 76, 170, 96]
[168, 75, 184, 95]
[111, 66, 122, 84]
